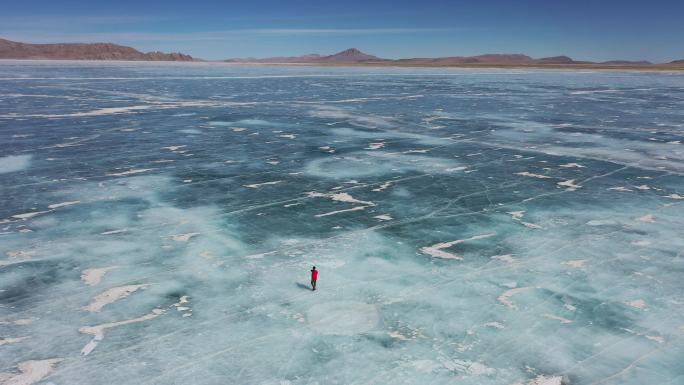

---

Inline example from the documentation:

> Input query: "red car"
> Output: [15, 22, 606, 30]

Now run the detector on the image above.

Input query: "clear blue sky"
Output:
[2, 0, 683, 62]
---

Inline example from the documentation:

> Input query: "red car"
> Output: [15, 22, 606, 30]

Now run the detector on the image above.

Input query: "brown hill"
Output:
[536, 56, 575, 64]
[601, 60, 652, 65]
[318, 48, 380, 62]
[0, 38, 195, 61]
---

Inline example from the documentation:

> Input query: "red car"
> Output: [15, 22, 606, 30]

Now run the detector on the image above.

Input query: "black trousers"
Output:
[311, 280, 317, 290]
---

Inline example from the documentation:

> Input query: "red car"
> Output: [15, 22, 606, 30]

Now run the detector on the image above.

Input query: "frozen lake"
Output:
[1, 61, 683, 385]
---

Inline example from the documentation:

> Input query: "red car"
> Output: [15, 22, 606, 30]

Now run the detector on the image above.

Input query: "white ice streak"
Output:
[7, 100, 225, 119]
[244, 180, 283, 188]
[100, 229, 127, 235]
[542, 314, 573, 324]
[11, 211, 51, 220]
[0, 336, 29, 346]
[106, 168, 153, 177]
[47, 201, 80, 209]
[508, 211, 542, 229]
[315, 206, 367, 217]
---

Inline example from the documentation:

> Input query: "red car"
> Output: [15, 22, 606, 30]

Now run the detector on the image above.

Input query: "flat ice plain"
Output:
[1, 61, 683, 385]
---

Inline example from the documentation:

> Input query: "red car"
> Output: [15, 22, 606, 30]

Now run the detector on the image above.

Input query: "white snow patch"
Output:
[421, 233, 495, 260]
[498, 287, 534, 310]
[586, 219, 617, 226]
[483, 321, 505, 329]
[608, 186, 633, 192]
[307, 301, 378, 335]
[403, 360, 441, 373]
[365, 142, 385, 150]
[515, 172, 552, 179]
[557, 179, 581, 190]
[491, 255, 515, 263]
[625, 299, 647, 309]
[170, 233, 200, 242]
[81, 266, 118, 286]
[0, 155, 32, 174]
[372, 181, 393, 192]
[81, 284, 147, 312]
[388, 331, 410, 340]
[0, 336, 29, 346]
[306, 191, 375, 206]
[508, 211, 525, 220]
[162, 145, 186, 151]
[0, 359, 62, 385]
[79, 308, 164, 355]
[562, 260, 586, 269]
[527, 375, 564, 385]
[635, 214, 656, 223]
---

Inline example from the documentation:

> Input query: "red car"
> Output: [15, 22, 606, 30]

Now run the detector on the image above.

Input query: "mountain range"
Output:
[0, 38, 194, 61]
[226, 49, 674, 67]
[1, 38, 682, 68]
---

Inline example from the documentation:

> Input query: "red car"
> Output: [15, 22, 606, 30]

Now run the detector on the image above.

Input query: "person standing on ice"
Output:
[310, 266, 318, 291]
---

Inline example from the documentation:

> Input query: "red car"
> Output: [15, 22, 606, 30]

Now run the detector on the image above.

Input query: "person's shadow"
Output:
[295, 282, 311, 291]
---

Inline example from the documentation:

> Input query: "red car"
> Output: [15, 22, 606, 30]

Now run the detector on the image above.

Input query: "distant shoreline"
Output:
[223, 61, 684, 72]
[2, 58, 684, 73]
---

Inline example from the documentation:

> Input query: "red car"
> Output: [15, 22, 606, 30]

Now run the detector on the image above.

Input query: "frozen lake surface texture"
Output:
[1, 62, 683, 385]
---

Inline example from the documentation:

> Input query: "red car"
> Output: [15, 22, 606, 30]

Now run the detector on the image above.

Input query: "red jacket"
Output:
[311, 269, 318, 280]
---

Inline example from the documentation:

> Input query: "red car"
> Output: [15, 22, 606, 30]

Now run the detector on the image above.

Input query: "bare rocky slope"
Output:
[0, 38, 195, 61]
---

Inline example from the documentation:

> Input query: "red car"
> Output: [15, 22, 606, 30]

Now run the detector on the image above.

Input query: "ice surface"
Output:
[1, 61, 684, 384]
